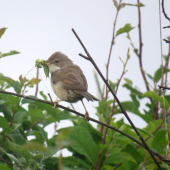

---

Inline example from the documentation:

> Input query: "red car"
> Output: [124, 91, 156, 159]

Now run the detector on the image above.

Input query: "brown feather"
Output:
[51, 64, 88, 91]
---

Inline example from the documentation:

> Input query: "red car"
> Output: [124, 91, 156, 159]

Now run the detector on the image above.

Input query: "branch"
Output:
[0, 89, 168, 164]
[161, 0, 170, 21]
[72, 28, 163, 169]
[158, 85, 170, 90]
[137, 0, 150, 93]
[163, 39, 170, 44]
[113, 163, 122, 170]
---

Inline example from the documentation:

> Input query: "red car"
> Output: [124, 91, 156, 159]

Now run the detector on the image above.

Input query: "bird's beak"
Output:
[44, 60, 51, 66]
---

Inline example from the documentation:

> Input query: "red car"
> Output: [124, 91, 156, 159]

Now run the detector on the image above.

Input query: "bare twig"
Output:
[163, 39, 170, 44]
[161, 0, 170, 21]
[0, 89, 168, 164]
[25, 114, 48, 134]
[113, 163, 122, 170]
[137, 0, 150, 93]
[72, 28, 162, 169]
[158, 85, 170, 90]
[163, 26, 170, 29]
[105, 1, 121, 100]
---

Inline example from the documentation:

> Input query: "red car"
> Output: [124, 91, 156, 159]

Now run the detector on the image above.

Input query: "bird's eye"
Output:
[55, 60, 59, 63]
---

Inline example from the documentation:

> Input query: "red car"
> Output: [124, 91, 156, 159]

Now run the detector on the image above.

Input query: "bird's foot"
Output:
[84, 111, 89, 121]
[52, 100, 61, 109]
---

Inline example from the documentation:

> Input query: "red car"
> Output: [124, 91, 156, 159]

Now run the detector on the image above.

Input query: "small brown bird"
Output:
[45, 52, 98, 119]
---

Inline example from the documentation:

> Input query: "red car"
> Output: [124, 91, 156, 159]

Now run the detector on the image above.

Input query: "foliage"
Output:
[0, 1, 170, 170]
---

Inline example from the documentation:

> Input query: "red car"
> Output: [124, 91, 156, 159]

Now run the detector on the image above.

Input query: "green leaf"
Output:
[143, 91, 169, 110]
[109, 80, 117, 91]
[0, 164, 11, 170]
[0, 99, 6, 104]
[124, 78, 132, 85]
[7, 140, 32, 160]
[0, 147, 22, 166]
[0, 27, 7, 38]
[112, 0, 118, 8]
[78, 118, 102, 144]
[94, 71, 102, 99]
[26, 109, 45, 118]
[13, 111, 27, 123]
[104, 152, 137, 164]
[116, 24, 135, 37]
[101, 165, 113, 170]
[154, 67, 170, 83]
[69, 126, 98, 165]
[123, 83, 142, 98]
[0, 75, 15, 87]
[13, 81, 21, 94]
[0, 116, 10, 132]
[0, 51, 20, 58]
[121, 3, 145, 7]
[36, 125, 48, 140]
[39, 91, 48, 101]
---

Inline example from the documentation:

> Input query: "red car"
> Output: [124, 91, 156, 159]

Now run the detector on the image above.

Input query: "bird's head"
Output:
[45, 52, 73, 73]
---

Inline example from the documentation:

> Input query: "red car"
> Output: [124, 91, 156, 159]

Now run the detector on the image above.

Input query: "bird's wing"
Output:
[51, 65, 88, 91]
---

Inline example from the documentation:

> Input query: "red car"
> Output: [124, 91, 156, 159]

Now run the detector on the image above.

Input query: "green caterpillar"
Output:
[35, 59, 49, 78]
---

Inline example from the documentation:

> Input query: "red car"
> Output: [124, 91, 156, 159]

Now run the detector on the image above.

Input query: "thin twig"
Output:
[0, 89, 168, 164]
[137, 0, 150, 93]
[161, 0, 170, 21]
[105, 1, 121, 100]
[163, 39, 170, 44]
[72, 28, 162, 169]
[25, 114, 48, 134]
[158, 85, 170, 90]
[113, 163, 122, 170]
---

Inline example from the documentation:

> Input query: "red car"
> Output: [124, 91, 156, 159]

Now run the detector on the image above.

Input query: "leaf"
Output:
[154, 67, 170, 83]
[78, 118, 102, 144]
[123, 83, 142, 98]
[26, 78, 41, 86]
[116, 24, 135, 37]
[0, 75, 15, 87]
[94, 71, 102, 99]
[0, 27, 7, 38]
[39, 91, 48, 101]
[112, 0, 118, 8]
[121, 3, 145, 7]
[104, 152, 137, 164]
[0, 164, 11, 170]
[0, 51, 20, 58]
[109, 80, 117, 91]
[0, 99, 6, 104]
[0, 148, 22, 166]
[122, 144, 143, 163]
[143, 91, 169, 110]
[13, 81, 21, 94]
[124, 78, 132, 85]
[69, 126, 98, 165]
[7, 139, 32, 160]
[26, 109, 45, 118]
[0, 116, 10, 132]
[13, 111, 27, 123]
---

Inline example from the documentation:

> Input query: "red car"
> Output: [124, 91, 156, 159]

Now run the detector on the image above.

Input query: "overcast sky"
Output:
[1, 0, 170, 144]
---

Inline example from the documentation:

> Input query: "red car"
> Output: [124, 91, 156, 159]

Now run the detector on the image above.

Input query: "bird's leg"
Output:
[52, 100, 62, 109]
[81, 99, 89, 121]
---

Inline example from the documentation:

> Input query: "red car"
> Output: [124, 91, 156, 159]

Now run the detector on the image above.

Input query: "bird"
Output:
[44, 51, 99, 119]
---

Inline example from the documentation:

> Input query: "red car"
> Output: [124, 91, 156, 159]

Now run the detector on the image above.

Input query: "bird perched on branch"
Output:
[44, 52, 98, 119]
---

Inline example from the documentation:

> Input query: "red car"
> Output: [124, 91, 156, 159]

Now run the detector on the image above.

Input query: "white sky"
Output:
[1, 0, 170, 144]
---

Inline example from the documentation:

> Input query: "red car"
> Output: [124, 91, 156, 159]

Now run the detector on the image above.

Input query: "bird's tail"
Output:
[79, 91, 99, 102]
